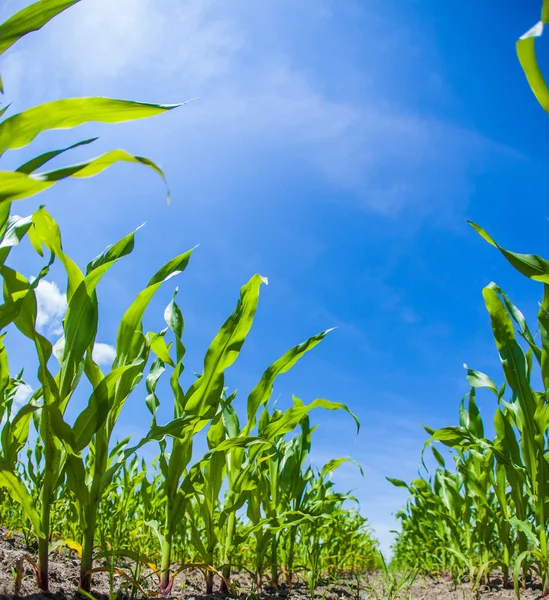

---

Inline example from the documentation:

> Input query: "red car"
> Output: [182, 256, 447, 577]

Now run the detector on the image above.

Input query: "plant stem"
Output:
[160, 534, 173, 593]
[271, 536, 278, 586]
[37, 487, 51, 591]
[220, 511, 236, 593]
[80, 506, 98, 592]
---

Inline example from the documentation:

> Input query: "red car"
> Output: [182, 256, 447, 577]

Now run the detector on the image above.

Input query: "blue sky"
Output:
[2, 0, 549, 555]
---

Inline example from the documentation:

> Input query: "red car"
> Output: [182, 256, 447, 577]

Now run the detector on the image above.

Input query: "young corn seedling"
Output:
[144, 276, 269, 594]
[0, 206, 196, 591]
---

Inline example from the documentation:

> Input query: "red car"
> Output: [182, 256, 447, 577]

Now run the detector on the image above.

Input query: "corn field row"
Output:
[389, 224, 549, 595]
[0, 0, 380, 596]
[0, 209, 380, 595]
[389, 0, 549, 595]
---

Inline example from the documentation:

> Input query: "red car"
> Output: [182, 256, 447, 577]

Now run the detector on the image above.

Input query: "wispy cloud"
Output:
[34, 279, 67, 336]
[1, 0, 519, 220]
[13, 382, 32, 408]
[92, 342, 116, 367]
[33, 278, 116, 366]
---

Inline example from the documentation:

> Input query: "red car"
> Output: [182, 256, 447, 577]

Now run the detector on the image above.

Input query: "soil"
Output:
[0, 532, 543, 600]
[407, 576, 541, 600]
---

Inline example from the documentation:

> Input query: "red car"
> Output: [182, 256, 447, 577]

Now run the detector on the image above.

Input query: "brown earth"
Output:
[407, 576, 541, 600]
[0, 532, 543, 600]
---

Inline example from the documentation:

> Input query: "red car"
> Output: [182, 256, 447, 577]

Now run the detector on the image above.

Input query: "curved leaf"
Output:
[516, 1, 549, 113]
[244, 328, 331, 435]
[115, 248, 195, 366]
[0, 0, 81, 57]
[262, 397, 359, 440]
[0, 97, 181, 154]
[469, 221, 549, 283]
[0, 464, 43, 537]
[185, 274, 267, 419]
[0, 171, 53, 204]
[16, 138, 97, 174]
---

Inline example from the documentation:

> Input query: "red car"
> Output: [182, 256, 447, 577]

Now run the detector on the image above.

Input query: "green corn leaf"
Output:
[164, 289, 185, 362]
[463, 364, 498, 395]
[64, 455, 89, 507]
[202, 414, 227, 539]
[321, 457, 363, 477]
[37, 150, 170, 201]
[16, 138, 98, 175]
[185, 274, 267, 418]
[516, 1, 549, 114]
[441, 546, 469, 567]
[469, 221, 549, 283]
[486, 282, 541, 362]
[127, 415, 202, 456]
[509, 517, 539, 548]
[0, 214, 33, 266]
[244, 328, 331, 434]
[85, 226, 141, 280]
[0, 150, 171, 206]
[0, 171, 53, 204]
[16, 138, 98, 174]
[534, 399, 549, 434]
[0, 97, 181, 154]
[0, 0, 81, 57]
[431, 445, 446, 469]
[72, 363, 145, 452]
[0, 202, 10, 241]
[493, 408, 522, 467]
[0, 214, 33, 249]
[514, 550, 536, 598]
[425, 426, 474, 448]
[0, 464, 43, 537]
[143, 520, 166, 549]
[203, 435, 269, 457]
[148, 331, 174, 366]
[30, 208, 83, 296]
[222, 403, 241, 440]
[115, 248, 195, 367]
[262, 398, 359, 440]
[482, 287, 538, 426]
[145, 358, 165, 419]
[106, 349, 149, 432]
[58, 281, 98, 398]
[538, 287, 549, 389]
[33, 216, 145, 409]
[462, 391, 484, 438]
[386, 477, 410, 489]
[2, 402, 40, 467]
[0, 336, 7, 397]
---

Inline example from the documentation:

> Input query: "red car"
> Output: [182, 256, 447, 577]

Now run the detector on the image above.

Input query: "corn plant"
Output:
[0, 3, 381, 597]
[390, 224, 549, 595]
[391, 0, 549, 593]
[0, 206, 197, 591]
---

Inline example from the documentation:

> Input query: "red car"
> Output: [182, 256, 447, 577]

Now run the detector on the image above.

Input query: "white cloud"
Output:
[92, 343, 117, 366]
[0, 0, 517, 220]
[35, 280, 67, 336]
[52, 337, 116, 367]
[13, 383, 32, 408]
[46, 0, 244, 86]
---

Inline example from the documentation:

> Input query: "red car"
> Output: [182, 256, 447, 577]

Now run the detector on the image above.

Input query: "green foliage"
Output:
[390, 225, 549, 596]
[0, 204, 379, 594]
[0, 5, 378, 596]
[391, 2, 549, 595]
